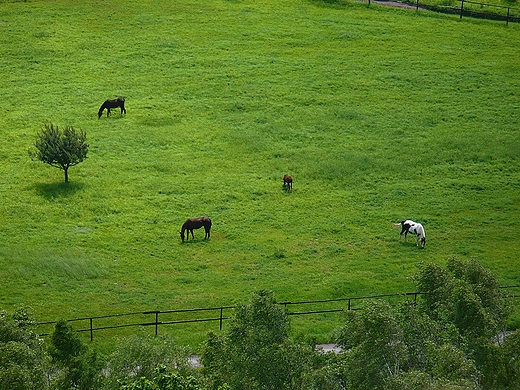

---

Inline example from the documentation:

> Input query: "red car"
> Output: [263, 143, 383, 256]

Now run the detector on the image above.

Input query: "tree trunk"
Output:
[64, 166, 69, 182]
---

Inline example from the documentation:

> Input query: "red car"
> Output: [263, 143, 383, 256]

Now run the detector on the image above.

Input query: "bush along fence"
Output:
[36, 286, 520, 341]
[369, 0, 520, 25]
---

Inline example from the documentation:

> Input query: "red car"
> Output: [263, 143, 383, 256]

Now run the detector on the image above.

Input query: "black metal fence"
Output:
[370, 0, 520, 24]
[36, 286, 520, 341]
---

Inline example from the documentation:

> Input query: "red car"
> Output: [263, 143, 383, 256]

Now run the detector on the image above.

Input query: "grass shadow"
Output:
[308, 0, 349, 9]
[32, 181, 84, 200]
[181, 238, 211, 245]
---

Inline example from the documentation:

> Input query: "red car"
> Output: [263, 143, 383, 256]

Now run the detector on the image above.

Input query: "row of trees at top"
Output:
[1, 258, 519, 389]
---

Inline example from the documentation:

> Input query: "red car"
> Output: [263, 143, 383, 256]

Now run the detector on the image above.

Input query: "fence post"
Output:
[348, 298, 351, 311]
[219, 308, 223, 330]
[416, 0, 419, 10]
[507, 7, 510, 25]
[155, 312, 159, 336]
[460, 0, 465, 19]
[89, 318, 93, 341]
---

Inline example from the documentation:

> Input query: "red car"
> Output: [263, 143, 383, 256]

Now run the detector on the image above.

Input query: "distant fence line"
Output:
[36, 286, 520, 342]
[369, 0, 520, 24]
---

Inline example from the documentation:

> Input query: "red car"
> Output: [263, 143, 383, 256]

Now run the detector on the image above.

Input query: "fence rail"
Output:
[370, 0, 520, 24]
[36, 286, 520, 341]
[457, 0, 520, 23]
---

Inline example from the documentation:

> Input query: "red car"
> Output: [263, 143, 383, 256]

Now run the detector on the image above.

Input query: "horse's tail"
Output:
[419, 225, 425, 238]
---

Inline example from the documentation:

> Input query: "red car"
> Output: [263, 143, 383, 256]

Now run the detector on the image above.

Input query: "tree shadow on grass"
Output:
[33, 181, 84, 200]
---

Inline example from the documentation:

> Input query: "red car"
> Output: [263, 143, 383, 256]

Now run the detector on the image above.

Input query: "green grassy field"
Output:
[0, 0, 519, 349]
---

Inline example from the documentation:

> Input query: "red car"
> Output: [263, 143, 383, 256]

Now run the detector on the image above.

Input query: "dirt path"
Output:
[373, 0, 420, 9]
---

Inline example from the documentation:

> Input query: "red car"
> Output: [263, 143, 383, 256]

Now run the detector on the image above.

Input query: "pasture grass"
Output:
[0, 0, 519, 350]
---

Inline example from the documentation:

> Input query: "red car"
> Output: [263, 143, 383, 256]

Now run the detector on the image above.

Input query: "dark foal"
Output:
[283, 175, 293, 191]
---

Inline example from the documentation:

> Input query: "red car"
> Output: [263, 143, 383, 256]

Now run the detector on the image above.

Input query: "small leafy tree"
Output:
[29, 123, 88, 182]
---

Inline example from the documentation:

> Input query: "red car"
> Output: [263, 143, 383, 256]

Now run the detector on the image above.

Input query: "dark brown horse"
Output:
[283, 175, 293, 191]
[180, 217, 212, 242]
[98, 97, 126, 118]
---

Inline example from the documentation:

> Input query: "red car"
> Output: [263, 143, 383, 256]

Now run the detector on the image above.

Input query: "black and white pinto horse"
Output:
[393, 220, 426, 248]
[98, 97, 126, 118]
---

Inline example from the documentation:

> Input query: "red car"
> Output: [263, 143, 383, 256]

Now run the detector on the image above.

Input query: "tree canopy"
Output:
[321, 258, 518, 390]
[202, 289, 313, 390]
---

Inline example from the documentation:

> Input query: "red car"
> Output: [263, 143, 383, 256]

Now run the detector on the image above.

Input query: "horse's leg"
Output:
[399, 227, 405, 241]
[190, 229, 194, 240]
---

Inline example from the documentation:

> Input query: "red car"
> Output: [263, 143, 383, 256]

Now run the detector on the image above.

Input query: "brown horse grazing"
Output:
[180, 217, 212, 242]
[283, 175, 293, 191]
[98, 97, 126, 118]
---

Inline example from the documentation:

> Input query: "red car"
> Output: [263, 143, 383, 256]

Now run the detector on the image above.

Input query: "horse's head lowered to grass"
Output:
[180, 217, 212, 242]
[98, 97, 126, 118]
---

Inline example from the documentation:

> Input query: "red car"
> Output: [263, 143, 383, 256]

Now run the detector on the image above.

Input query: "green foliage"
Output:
[202, 290, 313, 390]
[333, 300, 481, 389]
[416, 258, 512, 340]
[29, 123, 88, 182]
[104, 332, 193, 390]
[329, 259, 517, 389]
[0, 307, 49, 390]
[49, 320, 85, 365]
[334, 301, 410, 389]
[49, 320, 103, 390]
[119, 365, 206, 390]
